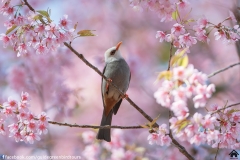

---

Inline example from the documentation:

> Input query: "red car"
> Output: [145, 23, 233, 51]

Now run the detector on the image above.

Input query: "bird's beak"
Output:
[116, 41, 122, 50]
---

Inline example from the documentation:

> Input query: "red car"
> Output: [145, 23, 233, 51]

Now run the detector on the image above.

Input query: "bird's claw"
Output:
[106, 78, 112, 90]
[122, 93, 128, 99]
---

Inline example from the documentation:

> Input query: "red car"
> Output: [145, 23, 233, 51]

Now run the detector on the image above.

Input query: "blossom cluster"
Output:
[155, 11, 240, 54]
[81, 130, 147, 160]
[147, 124, 171, 146]
[0, 92, 49, 144]
[130, 0, 190, 22]
[154, 64, 215, 120]
[0, 0, 74, 57]
[170, 105, 240, 148]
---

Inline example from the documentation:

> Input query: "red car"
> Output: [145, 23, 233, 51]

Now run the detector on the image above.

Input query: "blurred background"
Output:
[0, 0, 239, 159]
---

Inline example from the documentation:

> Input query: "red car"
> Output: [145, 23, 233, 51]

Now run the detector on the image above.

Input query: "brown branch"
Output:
[48, 121, 143, 129]
[23, 0, 35, 12]
[210, 102, 240, 115]
[63, 42, 158, 128]
[0, 105, 143, 129]
[208, 62, 240, 78]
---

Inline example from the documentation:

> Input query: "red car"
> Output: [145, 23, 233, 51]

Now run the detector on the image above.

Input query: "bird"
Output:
[96, 41, 131, 142]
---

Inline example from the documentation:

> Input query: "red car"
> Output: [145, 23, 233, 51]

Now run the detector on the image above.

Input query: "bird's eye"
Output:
[110, 50, 116, 55]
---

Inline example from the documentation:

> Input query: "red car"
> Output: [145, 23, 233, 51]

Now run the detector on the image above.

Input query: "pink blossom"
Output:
[38, 112, 48, 123]
[2, 6, 14, 16]
[27, 11, 38, 24]
[3, 97, 17, 108]
[171, 100, 189, 120]
[190, 133, 206, 145]
[158, 123, 168, 135]
[0, 33, 10, 47]
[172, 66, 186, 81]
[171, 23, 185, 36]
[177, 0, 189, 10]
[21, 92, 30, 102]
[111, 148, 125, 160]
[26, 132, 40, 144]
[45, 22, 59, 34]
[82, 144, 100, 160]
[160, 135, 171, 146]
[8, 123, 18, 133]
[156, 31, 166, 42]
[59, 14, 71, 29]
[193, 112, 203, 124]
[185, 124, 198, 138]
[197, 16, 208, 28]
[15, 15, 26, 25]
[206, 130, 219, 146]
[214, 30, 226, 40]
[27, 119, 37, 132]
[147, 133, 160, 145]
[179, 33, 197, 47]
[35, 43, 48, 54]
[82, 130, 95, 144]
[35, 24, 45, 35]
[202, 114, 216, 130]
[38, 123, 48, 135]
[9, 131, 22, 142]
[17, 43, 28, 57]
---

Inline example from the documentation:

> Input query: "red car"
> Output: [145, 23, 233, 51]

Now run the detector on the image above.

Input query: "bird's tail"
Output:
[96, 110, 113, 142]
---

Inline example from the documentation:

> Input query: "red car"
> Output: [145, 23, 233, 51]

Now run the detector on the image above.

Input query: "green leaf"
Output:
[155, 71, 172, 82]
[177, 55, 189, 67]
[172, 11, 179, 20]
[170, 48, 188, 67]
[77, 30, 96, 36]
[37, 10, 50, 18]
[6, 25, 17, 35]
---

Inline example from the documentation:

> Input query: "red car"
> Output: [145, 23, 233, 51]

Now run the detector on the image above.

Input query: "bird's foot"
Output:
[121, 93, 128, 99]
[106, 78, 112, 90]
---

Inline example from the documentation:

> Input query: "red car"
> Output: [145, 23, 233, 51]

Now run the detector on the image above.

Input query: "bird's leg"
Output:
[121, 93, 128, 99]
[106, 78, 112, 90]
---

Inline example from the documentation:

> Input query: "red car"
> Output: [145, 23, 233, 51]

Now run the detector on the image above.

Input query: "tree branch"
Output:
[48, 121, 143, 129]
[23, 0, 35, 12]
[63, 42, 158, 128]
[0, 105, 143, 129]
[208, 62, 240, 78]
[210, 102, 240, 115]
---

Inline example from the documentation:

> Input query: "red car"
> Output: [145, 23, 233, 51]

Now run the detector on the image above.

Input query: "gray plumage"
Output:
[96, 42, 131, 142]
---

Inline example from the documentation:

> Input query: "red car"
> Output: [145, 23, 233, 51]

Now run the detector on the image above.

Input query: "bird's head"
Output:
[105, 42, 123, 63]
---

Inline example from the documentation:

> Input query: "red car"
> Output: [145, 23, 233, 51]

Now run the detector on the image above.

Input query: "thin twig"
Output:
[23, 0, 35, 12]
[0, 105, 143, 129]
[48, 121, 143, 129]
[63, 42, 158, 128]
[214, 142, 220, 160]
[210, 102, 240, 115]
[208, 62, 240, 78]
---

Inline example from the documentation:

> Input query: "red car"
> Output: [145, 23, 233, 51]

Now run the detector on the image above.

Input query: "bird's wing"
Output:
[101, 65, 107, 109]
[102, 64, 118, 116]
[113, 68, 131, 115]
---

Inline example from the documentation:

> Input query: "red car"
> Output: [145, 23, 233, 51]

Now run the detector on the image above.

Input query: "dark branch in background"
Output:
[210, 102, 240, 115]
[23, 0, 35, 12]
[48, 121, 143, 129]
[208, 62, 240, 78]
[63, 42, 158, 128]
